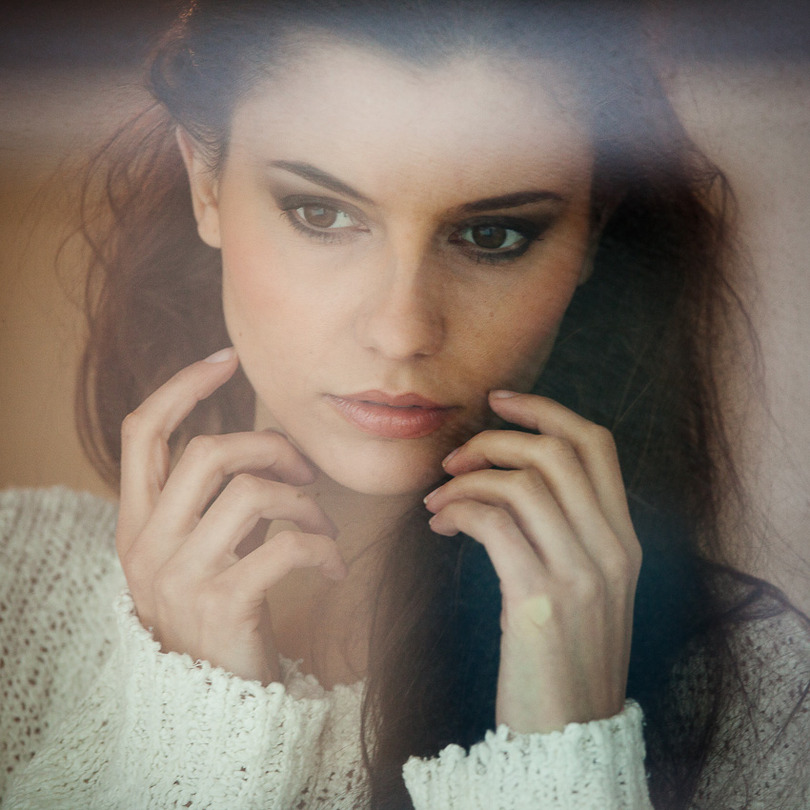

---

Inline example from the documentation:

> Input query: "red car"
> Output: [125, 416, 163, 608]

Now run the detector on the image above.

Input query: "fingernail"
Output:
[441, 447, 460, 467]
[429, 515, 455, 537]
[423, 487, 440, 505]
[490, 389, 518, 399]
[204, 347, 236, 363]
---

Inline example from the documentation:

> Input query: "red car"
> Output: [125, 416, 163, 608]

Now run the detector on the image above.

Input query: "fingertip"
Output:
[440, 447, 460, 468]
[489, 389, 519, 400]
[203, 346, 237, 364]
[488, 390, 532, 412]
[429, 514, 458, 537]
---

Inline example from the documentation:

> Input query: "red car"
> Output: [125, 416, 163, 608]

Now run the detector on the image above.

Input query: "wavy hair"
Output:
[76, 2, 756, 806]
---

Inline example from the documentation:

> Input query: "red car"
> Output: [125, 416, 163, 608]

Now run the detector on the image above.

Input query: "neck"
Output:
[264, 471, 417, 687]
[306, 469, 417, 561]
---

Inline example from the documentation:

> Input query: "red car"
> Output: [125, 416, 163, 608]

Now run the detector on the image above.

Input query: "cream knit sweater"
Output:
[0, 488, 807, 809]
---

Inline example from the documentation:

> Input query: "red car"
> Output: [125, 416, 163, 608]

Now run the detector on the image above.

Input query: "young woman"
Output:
[1, 1, 808, 808]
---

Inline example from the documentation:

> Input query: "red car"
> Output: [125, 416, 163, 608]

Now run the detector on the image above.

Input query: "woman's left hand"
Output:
[424, 391, 641, 734]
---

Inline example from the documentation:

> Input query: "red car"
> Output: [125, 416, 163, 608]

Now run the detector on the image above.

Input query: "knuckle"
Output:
[120, 410, 145, 443]
[481, 505, 515, 535]
[120, 548, 144, 584]
[273, 529, 308, 557]
[120, 542, 154, 585]
[510, 468, 547, 500]
[226, 472, 264, 501]
[540, 435, 577, 465]
[194, 582, 231, 622]
[152, 563, 186, 600]
[601, 533, 643, 585]
[568, 567, 605, 604]
[259, 430, 288, 452]
[618, 540, 643, 580]
[585, 422, 616, 453]
[183, 433, 220, 463]
[630, 541, 643, 573]
[603, 550, 634, 585]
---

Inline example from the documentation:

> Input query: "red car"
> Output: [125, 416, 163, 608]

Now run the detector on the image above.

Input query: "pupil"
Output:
[473, 225, 506, 249]
[304, 205, 338, 228]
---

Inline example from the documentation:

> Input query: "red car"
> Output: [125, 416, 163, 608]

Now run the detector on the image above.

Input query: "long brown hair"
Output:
[76, 2, 765, 807]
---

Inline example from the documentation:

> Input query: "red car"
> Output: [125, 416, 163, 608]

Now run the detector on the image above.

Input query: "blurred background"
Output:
[1, 0, 808, 611]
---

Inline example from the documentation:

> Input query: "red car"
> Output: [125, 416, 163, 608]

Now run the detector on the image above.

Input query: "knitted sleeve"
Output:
[403, 572, 810, 809]
[403, 702, 652, 809]
[0, 489, 340, 809]
[4, 489, 805, 808]
[4, 592, 334, 809]
[0, 487, 123, 797]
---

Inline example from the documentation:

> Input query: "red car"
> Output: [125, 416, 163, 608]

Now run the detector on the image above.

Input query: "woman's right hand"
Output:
[115, 347, 347, 685]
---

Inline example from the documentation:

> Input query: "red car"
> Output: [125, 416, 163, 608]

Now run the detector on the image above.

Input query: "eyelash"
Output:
[448, 218, 546, 264]
[277, 196, 548, 263]
[279, 196, 365, 243]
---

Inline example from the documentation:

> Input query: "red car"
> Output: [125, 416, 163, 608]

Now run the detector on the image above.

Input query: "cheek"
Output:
[219, 242, 310, 396]
[219, 231, 308, 342]
[463, 275, 579, 391]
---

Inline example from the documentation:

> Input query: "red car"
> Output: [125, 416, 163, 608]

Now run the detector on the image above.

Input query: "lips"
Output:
[326, 390, 455, 439]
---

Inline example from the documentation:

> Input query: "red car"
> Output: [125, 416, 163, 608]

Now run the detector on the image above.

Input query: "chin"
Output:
[314, 442, 447, 497]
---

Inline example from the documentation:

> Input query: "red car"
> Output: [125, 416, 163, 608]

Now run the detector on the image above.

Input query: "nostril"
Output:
[357, 293, 444, 359]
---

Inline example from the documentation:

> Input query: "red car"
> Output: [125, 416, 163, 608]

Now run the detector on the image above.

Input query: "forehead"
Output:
[228, 38, 593, 201]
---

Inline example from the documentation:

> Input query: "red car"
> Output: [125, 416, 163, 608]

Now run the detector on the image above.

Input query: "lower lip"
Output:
[327, 396, 453, 439]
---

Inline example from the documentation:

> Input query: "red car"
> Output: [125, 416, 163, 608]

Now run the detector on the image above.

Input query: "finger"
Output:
[477, 392, 631, 541]
[429, 499, 546, 601]
[488, 392, 628, 522]
[178, 474, 336, 569]
[425, 468, 589, 571]
[118, 348, 240, 548]
[147, 430, 316, 542]
[436, 431, 623, 563]
[217, 529, 348, 598]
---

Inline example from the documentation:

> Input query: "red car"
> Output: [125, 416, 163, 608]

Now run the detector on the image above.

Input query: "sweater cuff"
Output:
[403, 702, 652, 810]
[108, 590, 331, 806]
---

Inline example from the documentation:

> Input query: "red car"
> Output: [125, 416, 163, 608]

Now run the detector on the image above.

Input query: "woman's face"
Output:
[185, 39, 594, 496]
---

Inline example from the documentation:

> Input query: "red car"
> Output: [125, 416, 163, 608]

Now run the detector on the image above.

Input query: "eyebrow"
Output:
[455, 190, 564, 214]
[268, 159, 564, 213]
[269, 160, 374, 205]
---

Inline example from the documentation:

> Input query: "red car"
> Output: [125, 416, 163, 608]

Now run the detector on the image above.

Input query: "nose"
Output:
[355, 247, 445, 361]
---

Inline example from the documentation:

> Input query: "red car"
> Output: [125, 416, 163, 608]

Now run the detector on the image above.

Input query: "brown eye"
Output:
[470, 225, 508, 249]
[300, 204, 339, 228]
[453, 224, 528, 252]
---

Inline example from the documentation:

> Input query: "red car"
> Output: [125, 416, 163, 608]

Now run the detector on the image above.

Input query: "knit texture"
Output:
[1, 487, 808, 808]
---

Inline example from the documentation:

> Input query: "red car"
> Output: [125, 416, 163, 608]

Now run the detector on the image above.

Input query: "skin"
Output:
[116, 39, 641, 735]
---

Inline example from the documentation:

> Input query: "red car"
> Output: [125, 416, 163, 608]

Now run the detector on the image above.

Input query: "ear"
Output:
[578, 241, 598, 286]
[176, 127, 222, 248]
[578, 192, 623, 285]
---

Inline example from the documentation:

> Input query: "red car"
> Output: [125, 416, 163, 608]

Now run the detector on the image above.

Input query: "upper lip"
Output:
[335, 390, 450, 409]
